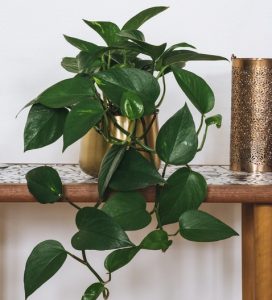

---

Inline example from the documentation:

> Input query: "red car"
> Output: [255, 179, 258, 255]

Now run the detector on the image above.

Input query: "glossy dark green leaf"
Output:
[158, 167, 207, 225]
[109, 148, 164, 191]
[172, 66, 215, 114]
[165, 42, 196, 52]
[37, 77, 95, 108]
[140, 230, 172, 252]
[24, 240, 67, 299]
[24, 104, 68, 151]
[16, 98, 38, 118]
[94, 68, 160, 115]
[205, 114, 222, 128]
[81, 283, 105, 300]
[122, 6, 168, 30]
[64, 35, 101, 53]
[77, 51, 102, 74]
[118, 29, 145, 41]
[163, 50, 228, 66]
[179, 210, 239, 242]
[26, 166, 63, 204]
[61, 57, 79, 73]
[83, 20, 121, 46]
[63, 99, 104, 151]
[120, 91, 144, 120]
[131, 40, 167, 61]
[98, 144, 127, 198]
[102, 192, 151, 230]
[72, 207, 133, 250]
[156, 104, 198, 165]
[104, 247, 139, 273]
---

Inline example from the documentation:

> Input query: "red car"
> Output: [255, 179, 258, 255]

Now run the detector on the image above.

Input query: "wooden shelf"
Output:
[0, 164, 272, 203]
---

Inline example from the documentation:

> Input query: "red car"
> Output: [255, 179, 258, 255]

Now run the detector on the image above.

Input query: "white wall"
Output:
[1, 0, 271, 298]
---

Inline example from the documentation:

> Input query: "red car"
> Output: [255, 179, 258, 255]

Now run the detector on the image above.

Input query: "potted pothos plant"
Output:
[21, 6, 238, 300]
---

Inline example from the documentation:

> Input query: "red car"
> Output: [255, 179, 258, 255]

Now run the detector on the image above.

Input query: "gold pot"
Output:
[79, 115, 160, 177]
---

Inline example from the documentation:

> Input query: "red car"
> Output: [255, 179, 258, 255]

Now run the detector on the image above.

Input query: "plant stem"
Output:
[64, 197, 81, 210]
[162, 163, 168, 178]
[156, 75, 166, 108]
[196, 114, 204, 135]
[138, 113, 157, 140]
[107, 51, 111, 69]
[67, 251, 104, 283]
[108, 114, 130, 136]
[197, 124, 208, 152]
[82, 250, 105, 283]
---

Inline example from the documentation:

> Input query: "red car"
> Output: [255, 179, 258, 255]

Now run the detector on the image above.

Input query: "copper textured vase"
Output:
[230, 57, 272, 172]
[79, 115, 160, 177]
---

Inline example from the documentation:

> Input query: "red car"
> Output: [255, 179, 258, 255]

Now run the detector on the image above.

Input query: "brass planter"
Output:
[79, 115, 160, 177]
[230, 57, 272, 172]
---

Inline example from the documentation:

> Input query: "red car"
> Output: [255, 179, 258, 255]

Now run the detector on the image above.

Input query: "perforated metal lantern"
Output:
[230, 57, 272, 172]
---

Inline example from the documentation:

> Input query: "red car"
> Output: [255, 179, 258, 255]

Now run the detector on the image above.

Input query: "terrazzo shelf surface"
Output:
[0, 164, 272, 203]
[0, 164, 272, 185]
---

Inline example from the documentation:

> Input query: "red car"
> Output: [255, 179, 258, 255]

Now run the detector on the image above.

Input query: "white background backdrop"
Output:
[1, 0, 271, 299]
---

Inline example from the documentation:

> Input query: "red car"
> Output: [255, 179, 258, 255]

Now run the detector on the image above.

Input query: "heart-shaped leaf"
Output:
[98, 144, 127, 198]
[156, 103, 198, 165]
[24, 240, 67, 299]
[179, 210, 239, 242]
[26, 166, 63, 204]
[205, 114, 222, 128]
[109, 148, 164, 191]
[120, 91, 144, 120]
[140, 230, 172, 251]
[24, 104, 68, 151]
[61, 57, 79, 73]
[163, 50, 228, 66]
[83, 20, 121, 46]
[102, 192, 151, 230]
[93, 68, 160, 115]
[72, 207, 134, 250]
[37, 77, 95, 108]
[158, 167, 207, 225]
[64, 35, 101, 53]
[172, 66, 215, 114]
[77, 51, 102, 74]
[104, 247, 139, 273]
[122, 6, 168, 30]
[118, 29, 145, 41]
[63, 99, 104, 151]
[81, 283, 105, 300]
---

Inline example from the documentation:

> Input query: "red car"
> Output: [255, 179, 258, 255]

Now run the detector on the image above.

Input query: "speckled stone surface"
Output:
[0, 164, 272, 185]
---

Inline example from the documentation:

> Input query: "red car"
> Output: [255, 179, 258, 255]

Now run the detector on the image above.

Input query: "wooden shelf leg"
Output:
[242, 204, 255, 300]
[254, 205, 272, 300]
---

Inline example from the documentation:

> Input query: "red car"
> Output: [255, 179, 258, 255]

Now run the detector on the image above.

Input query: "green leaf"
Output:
[61, 57, 79, 73]
[77, 51, 102, 74]
[63, 99, 104, 151]
[24, 104, 68, 151]
[179, 210, 239, 242]
[165, 42, 196, 52]
[120, 91, 144, 120]
[122, 6, 168, 30]
[94, 68, 160, 115]
[64, 35, 101, 53]
[26, 166, 63, 204]
[16, 98, 38, 118]
[172, 66, 215, 114]
[104, 247, 139, 273]
[156, 104, 198, 165]
[83, 20, 121, 46]
[81, 283, 105, 300]
[71, 207, 133, 250]
[163, 50, 228, 66]
[158, 167, 207, 225]
[109, 148, 164, 191]
[118, 29, 145, 41]
[98, 144, 127, 198]
[140, 230, 172, 252]
[37, 77, 95, 108]
[205, 114, 222, 128]
[24, 240, 67, 299]
[102, 192, 151, 230]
